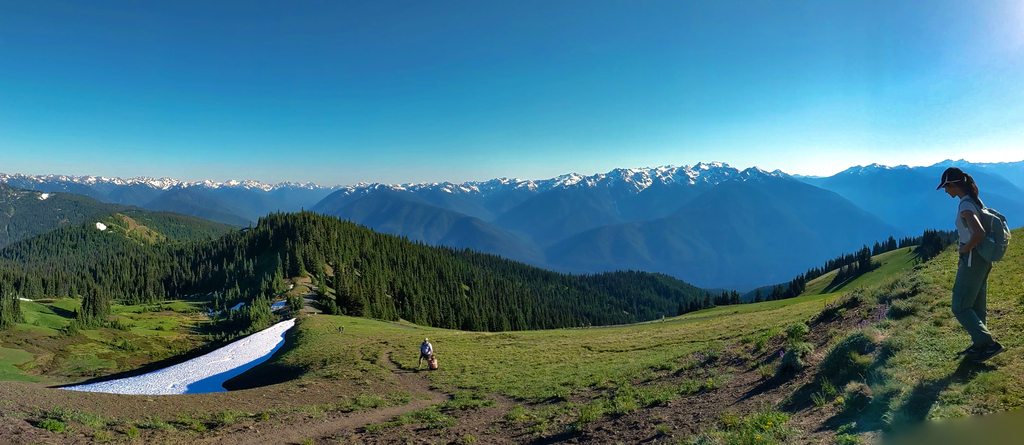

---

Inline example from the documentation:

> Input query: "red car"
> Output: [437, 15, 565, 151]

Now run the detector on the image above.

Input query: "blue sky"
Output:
[1, 0, 1022, 185]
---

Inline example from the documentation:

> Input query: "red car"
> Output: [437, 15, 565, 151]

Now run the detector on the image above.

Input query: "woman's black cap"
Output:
[936, 167, 966, 190]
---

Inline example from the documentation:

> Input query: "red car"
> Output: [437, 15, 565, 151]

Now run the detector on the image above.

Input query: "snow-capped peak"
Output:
[0, 172, 330, 192]
[839, 163, 913, 175]
[0, 161, 788, 199]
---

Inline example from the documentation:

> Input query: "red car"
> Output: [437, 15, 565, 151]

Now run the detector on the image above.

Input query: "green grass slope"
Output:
[839, 227, 1024, 428]
[260, 242, 925, 412]
[251, 234, 1024, 442]
[0, 299, 209, 382]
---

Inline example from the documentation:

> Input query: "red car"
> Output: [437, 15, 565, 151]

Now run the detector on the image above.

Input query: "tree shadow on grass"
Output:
[44, 304, 76, 319]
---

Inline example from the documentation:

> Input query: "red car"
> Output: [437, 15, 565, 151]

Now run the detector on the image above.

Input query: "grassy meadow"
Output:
[3, 232, 1022, 444]
[0, 299, 209, 382]
[261, 236, 1023, 441]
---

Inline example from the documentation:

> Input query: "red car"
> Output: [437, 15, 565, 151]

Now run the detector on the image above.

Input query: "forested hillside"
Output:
[0, 212, 712, 334]
[0, 183, 120, 247]
[0, 183, 234, 248]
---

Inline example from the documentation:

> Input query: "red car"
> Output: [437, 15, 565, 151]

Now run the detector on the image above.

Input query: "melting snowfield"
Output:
[63, 318, 295, 395]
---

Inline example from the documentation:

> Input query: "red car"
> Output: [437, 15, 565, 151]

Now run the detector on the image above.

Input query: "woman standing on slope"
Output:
[937, 167, 1003, 362]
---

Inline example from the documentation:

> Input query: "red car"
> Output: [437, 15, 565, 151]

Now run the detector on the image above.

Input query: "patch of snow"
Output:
[271, 301, 286, 311]
[39, 193, 50, 200]
[62, 319, 296, 395]
[230, 302, 245, 311]
[95, 222, 107, 231]
[19, 298, 32, 302]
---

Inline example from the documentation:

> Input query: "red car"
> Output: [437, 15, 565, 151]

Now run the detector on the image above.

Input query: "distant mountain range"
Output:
[0, 173, 338, 225]
[3, 158, 1022, 290]
[798, 161, 1024, 236]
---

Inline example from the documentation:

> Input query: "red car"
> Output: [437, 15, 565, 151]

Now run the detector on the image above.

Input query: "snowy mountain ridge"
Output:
[331, 162, 788, 198]
[0, 172, 334, 192]
[0, 162, 787, 197]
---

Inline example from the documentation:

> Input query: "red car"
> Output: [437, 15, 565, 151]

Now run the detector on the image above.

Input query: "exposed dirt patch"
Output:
[198, 350, 448, 445]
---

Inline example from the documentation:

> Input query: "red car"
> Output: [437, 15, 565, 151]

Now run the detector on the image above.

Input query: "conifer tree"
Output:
[0, 282, 24, 329]
[77, 280, 110, 327]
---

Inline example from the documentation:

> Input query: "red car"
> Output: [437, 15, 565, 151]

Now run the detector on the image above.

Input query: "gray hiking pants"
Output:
[951, 251, 994, 346]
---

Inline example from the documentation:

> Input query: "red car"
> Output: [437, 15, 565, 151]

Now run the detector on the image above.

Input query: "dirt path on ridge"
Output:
[197, 350, 446, 445]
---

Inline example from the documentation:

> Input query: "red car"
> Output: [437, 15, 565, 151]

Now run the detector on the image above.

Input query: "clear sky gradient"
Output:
[1, 1, 1022, 185]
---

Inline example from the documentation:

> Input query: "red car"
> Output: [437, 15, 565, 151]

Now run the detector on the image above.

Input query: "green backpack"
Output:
[963, 197, 1012, 262]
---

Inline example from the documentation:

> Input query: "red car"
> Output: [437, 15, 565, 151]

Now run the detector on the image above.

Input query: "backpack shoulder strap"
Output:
[960, 196, 983, 214]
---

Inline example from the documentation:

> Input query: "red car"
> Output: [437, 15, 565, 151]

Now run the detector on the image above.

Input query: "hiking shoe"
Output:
[971, 341, 1004, 362]
[957, 344, 982, 356]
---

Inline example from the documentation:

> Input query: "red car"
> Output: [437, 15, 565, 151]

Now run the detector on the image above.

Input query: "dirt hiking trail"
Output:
[197, 350, 446, 445]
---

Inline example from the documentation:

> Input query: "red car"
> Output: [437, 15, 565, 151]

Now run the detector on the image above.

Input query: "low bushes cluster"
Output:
[776, 342, 813, 376]
[684, 408, 798, 444]
[819, 332, 877, 386]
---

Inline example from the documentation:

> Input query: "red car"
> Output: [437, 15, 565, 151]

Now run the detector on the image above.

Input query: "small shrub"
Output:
[719, 411, 741, 429]
[504, 405, 534, 423]
[461, 434, 477, 444]
[758, 365, 774, 380]
[116, 339, 138, 352]
[41, 406, 105, 428]
[107, 319, 132, 331]
[811, 392, 827, 407]
[704, 377, 719, 391]
[656, 423, 672, 435]
[62, 320, 81, 336]
[136, 416, 173, 430]
[754, 336, 770, 351]
[578, 400, 606, 423]
[888, 299, 920, 320]
[125, 426, 139, 438]
[93, 430, 113, 442]
[822, 380, 837, 397]
[342, 394, 390, 411]
[786, 322, 809, 343]
[679, 378, 702, 395]
[819, 333, 877, 385]
[776, 342, 813, 376]
[612, 393, 639, 415]
[692, 408, 796, 444]
[38, 419, 66, 433]
[873, 275, 918, 304]
[751, 327, 783, 351]
[300, 439, 314, 445]
[841, 382, 873, 413]
[834, 423, 862, 444]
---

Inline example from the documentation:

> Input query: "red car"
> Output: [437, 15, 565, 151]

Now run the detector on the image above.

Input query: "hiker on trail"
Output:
[937, 167, 1003, 362]
[419, 338, 434, 369]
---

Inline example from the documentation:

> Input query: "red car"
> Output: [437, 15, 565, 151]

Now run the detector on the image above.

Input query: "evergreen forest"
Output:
[0, 212, 714, 335]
